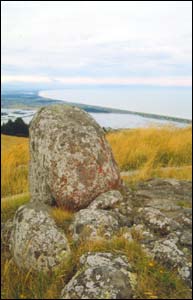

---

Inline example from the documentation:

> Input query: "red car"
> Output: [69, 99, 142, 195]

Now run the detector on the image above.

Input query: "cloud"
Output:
[2, 74, 192, 87]
[1, 1, 192, 86]
[2, 75, 52, 83]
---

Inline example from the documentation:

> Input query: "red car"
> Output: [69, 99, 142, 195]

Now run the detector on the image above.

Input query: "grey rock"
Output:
[152, 237, 192, 286]
[10, 203, 70, 271]
[70, 208, 120, 242]
[61, 252, 136, 299]
[174, 211, 192, 229]
[180, 231, 192, 247]
[178, 265, 192, 287]
[29, 105, 121, 210]
[131, 224, 156, 244]
[131, 178, 192, 211]
[152, 238, 185, 267]
[88, 190, 123, 210]
[135, 207, 179, 235]
[1, 219, 13, 251]
[125, 178, 192, 287]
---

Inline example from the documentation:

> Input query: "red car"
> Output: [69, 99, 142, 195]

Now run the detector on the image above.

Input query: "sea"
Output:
[1, 87, 192, 129]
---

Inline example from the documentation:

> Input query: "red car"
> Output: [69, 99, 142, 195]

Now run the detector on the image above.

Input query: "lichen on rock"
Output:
[135, 207, 180, 235]
[61, 252, 136, 299]
[88, 190, 123, 210]
[29, 105, 121, 210]
[69, 208, 120, 242]
[152, 237, 192, 286]
[10, 202, 71, 271]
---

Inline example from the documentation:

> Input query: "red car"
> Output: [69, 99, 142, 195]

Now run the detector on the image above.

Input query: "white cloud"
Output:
[2, 74, 191, 87]
[1, 1, 192, 85]
[2, 75, 51, 83]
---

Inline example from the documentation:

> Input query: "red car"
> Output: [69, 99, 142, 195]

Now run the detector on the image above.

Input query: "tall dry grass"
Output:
[1, 215, 191, 299]
[107, 125, 192, 183]
[1, 126, 192, 197]
[1, 135, 29, 197]
[1, 127, 192, 299]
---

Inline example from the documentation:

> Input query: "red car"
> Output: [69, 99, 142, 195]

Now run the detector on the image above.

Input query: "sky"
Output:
[1, 1, 192, 88]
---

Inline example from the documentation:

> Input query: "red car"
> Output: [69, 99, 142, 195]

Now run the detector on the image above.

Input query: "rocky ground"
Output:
[2, 178, 192, 299]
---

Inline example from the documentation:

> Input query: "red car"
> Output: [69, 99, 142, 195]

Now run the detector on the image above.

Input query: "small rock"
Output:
[180, 231, 192, 247]
[88, 190, 123, 210]
[152, 237, 192, 286]
[132, 224, 156, 244]
[70, 209, 120, 242]
[61, 252, 135, 299]
[1, 219, 13, 251]
[178, 265, 192, 287]
[135, 207, 179, 235]
[174, 211, 192, 229]
[152, 238, 185, 267]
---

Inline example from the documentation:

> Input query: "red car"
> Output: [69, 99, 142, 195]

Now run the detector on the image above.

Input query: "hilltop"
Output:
[1, 108, 192, 299]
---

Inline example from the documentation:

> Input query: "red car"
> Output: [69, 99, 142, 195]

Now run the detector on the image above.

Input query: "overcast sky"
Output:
[1, 1, 192, 87]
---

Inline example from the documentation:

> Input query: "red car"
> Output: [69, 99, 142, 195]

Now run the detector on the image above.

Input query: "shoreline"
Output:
[38, 90, 192, 124]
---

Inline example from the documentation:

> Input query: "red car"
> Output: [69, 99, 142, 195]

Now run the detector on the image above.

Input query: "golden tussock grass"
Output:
[1, 126, 192, 299]
[1, 195, 192, 299]
[1, 126, 192, 197]
[1, 193, 30, 223]
[1, 135, 29, 197]
[2, 233, 191, 299]
[107, 125, 192, 184]
[51, 207, 74, 231]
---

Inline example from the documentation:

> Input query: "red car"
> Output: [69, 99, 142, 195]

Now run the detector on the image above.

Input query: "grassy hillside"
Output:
[1, 127, 192, 299]
[1, 126, 192, 197]
[107, 125, 192, 184]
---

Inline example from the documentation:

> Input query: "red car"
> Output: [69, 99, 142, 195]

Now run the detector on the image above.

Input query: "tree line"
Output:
[1, 118, 29, 137]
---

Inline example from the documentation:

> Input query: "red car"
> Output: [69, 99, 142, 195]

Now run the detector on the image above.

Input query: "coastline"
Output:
[38, 90, 192, 125]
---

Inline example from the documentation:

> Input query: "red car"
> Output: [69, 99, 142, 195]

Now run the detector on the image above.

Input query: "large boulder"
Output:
[29, 105, 121, 210]
[61, 252, 136, 299]
[10, 203, 70, 271]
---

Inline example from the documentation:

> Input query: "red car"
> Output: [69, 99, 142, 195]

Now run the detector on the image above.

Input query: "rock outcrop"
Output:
[123, 178, 192, 286]
[10, 203, 70, 271]
[29, 105, 121, 210]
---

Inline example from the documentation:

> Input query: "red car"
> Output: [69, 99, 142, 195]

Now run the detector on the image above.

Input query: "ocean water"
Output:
[39, 87, 192, 120]
[1, 108, 187, 129]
